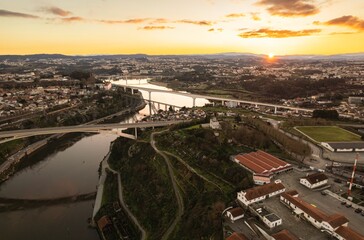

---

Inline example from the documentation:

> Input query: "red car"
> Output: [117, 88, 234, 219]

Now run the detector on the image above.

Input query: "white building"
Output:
[300, 172, 328, 189]
[226, 207, 244, 223]
[321, 142, 364, 152]
[237, 180, 285, 206]
[209, 117, 221, 130]
[280, 190, 351, 235]
[253, 206, 282, 229]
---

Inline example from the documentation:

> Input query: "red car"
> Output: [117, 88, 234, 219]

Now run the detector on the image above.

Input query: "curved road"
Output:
[150, 131, 184, 240]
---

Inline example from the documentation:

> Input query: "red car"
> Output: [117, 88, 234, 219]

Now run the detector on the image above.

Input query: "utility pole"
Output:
[348, 153, 359, 199]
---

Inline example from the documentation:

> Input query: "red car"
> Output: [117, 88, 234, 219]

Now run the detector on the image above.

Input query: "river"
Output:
[0, 79, 209, 240]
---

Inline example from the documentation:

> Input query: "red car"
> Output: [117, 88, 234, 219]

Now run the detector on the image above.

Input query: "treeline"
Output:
[313, 109, 339, 120]
[245, 117, 311, 161]
[242, 77, 349, 100]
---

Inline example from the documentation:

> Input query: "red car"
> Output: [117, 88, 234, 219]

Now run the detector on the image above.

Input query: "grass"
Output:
[296, 126, 361, 142]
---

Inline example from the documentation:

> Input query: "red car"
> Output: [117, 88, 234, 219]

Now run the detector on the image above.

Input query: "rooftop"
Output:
[272, 229, 299, 240]
[302, 172, 328, 184]
[335, 226, 364, 240]
[243, 181, 285, 201]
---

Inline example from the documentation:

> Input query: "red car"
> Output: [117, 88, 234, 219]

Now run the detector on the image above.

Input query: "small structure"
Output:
[210, 117, 221, 129]
[97, 215, 112, 232]
[300, 172, 328, 189]
[226, 207, 244, 223]
[253, 206, 282, 229]
[237, 180, 285, 206]
[272, 229, 299, 240]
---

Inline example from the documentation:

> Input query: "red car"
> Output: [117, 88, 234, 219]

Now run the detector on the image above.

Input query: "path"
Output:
[151, 130, 184, 240]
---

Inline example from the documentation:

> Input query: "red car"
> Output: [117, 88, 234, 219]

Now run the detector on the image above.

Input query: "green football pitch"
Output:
[295, 126, 362, 142]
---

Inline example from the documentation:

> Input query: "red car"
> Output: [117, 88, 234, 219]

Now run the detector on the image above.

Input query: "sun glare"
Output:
[268, 53, 275, 59]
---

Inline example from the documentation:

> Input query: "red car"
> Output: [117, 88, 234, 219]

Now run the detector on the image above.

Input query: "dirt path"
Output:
[150, 131, 184, 240]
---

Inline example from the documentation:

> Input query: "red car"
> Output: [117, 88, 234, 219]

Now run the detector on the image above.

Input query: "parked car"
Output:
[355, 208, 362, 213]
[341, 201, 346, 205]
[334, 179, 342, 183]
[346, 203, 352, 208]
[321, 191, 327, 196]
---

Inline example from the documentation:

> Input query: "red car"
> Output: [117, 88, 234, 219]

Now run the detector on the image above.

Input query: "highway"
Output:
[0, 120, 186, 140]
[114, 83, 314, 113]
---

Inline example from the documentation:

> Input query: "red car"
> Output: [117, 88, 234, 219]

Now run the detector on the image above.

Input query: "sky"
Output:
[1, 0, 364, 55]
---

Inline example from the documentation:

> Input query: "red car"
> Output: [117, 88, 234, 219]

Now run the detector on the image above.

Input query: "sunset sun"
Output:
[268, 53, 275, 59]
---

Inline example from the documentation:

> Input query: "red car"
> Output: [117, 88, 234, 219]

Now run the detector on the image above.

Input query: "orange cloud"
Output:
[238, 28, 321, 38]
[208, 28, 223, 32]
[140, 26, 174, 30]
[251, 12, 261, 21]
[225, 13, 245, 18]
[0, 9, 39, 19]
[61, 16, 84, 22]
[43, 7, 72, 17]
[256, 0, 319, 17]
[149, 18, 169, 24]
[314, 15, 364, 31]
[176, 19, 214, 26]
[99, 18, 150, 24]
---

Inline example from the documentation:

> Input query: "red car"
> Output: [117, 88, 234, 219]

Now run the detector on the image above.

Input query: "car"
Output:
[341, 201, 346, 205]
[355, 208, 362, 213]
[334, 179, 342, 183]
[346, 203, 352, 208]
[361, 211, 364, 216]
[321, 191, 327, 196]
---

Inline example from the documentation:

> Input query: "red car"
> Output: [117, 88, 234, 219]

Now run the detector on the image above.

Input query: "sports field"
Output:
[295, 126, 362, 142]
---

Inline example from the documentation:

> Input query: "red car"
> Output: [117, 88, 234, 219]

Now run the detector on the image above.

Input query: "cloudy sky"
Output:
[1, 0, 364, 55]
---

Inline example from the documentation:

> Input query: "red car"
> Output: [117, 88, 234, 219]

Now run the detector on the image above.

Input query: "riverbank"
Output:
[0, 94, 146, 183]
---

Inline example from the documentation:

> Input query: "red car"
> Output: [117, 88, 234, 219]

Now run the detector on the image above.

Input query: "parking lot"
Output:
[274, 170, 364, 235]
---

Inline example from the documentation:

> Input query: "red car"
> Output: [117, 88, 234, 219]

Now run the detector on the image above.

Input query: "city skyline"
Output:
[1, 0, 364, 55]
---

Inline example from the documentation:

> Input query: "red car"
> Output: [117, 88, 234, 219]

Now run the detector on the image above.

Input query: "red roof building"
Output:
[226, 232, 249, 240]
[234, 150, 292, 184]
[272, 229, 299, 240]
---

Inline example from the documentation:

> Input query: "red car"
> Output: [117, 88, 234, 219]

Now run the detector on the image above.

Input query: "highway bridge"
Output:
[114, 83, 314, 114]
[0, 120, 185, 144]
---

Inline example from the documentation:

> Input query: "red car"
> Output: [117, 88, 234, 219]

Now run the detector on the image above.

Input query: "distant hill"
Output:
[1, 52, 364, 61]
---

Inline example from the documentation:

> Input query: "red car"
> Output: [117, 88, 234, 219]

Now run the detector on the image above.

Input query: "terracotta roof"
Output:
[281, 193, 328, 222]
[326, 214, 348, 229]
[244, 182, 285, 201]
[335, 226, 364, 240]
[285, 190, 299, 197]
[272, 229, 299, 240]
[97, 215, 112, 231]
[226, 232, 249, 240]
[228, 207, 244, 218]
[235, 150, 291, 175]
[302, 172, 328, 185]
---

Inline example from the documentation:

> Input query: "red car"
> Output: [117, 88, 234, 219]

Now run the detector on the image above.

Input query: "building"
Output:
[333, 226, 364, 240]
[226, 207, 244, 223]
[234, 150, 292, 184]
[300, 172, 328, 189]
[237, 180, 285, 206]
[226, 232, 249, 240]
[321, 142, 364, 152]
[280, 190, 350, 235]
[210, 117, 221, 129]
[271, 229, 299, 240]
[252, 206, 282, 229]
[348, 96, 364, 105]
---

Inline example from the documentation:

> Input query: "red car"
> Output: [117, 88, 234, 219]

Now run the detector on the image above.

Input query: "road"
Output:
[0, 120, 186, 140]
[150, 131, 184, 240]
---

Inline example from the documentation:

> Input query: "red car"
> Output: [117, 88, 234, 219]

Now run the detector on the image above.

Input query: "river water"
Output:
[0, 79, 209, 240]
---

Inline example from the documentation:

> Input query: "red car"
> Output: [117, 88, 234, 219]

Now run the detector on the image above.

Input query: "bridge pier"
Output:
[222, 101, 225, 106]
[134, 128, 138, 139]
[148, 91, 152, 116]
[192, 97, 196, 107]
[274, 107, 277, 114]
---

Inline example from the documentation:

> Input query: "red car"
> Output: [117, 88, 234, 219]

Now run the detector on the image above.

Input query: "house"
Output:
[210, 117, 221, 129]
[280, 190, 349, 234]
[226, 207, 244, 222]
[97, 215, 112, 232]
[300, 172, 328, 189]
[272, 229, 299, 240]
[237, 180, 285, 206]
[226, 232, 249, 240]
